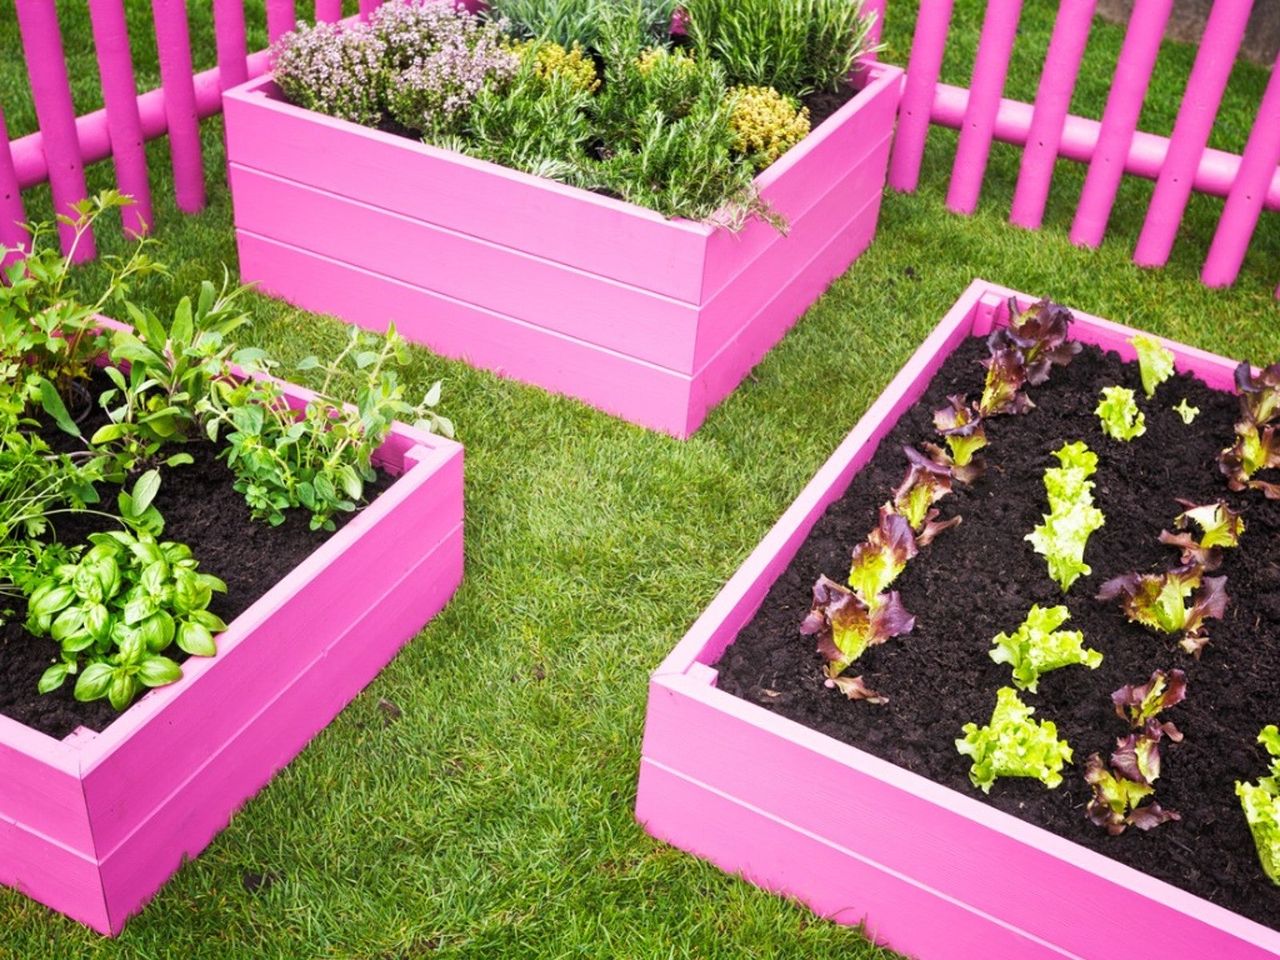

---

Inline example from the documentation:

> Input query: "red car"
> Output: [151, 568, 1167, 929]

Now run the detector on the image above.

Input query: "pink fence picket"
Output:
[945, 0, 1023, 214]
[215, 0, 250, 91]
[315, 0, 344, 23]
[889, 0, 954, 192]
[152, 0, 206, 213]
[1069, 0, 1174, 248]
[13, 0, 95, 260]
[0, 106, 26, 268]
[88, 0, 153, 236]
[1133, 0, 1254, 268]
[267, 0, 297, 43]
[1009, 0, 1096, 230]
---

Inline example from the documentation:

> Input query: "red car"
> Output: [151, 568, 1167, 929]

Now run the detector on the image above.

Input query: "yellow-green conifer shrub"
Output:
[727, 85, 811, 171]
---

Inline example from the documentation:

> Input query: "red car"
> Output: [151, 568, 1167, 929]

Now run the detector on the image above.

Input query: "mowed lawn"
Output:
[0, 2, 1277, 958]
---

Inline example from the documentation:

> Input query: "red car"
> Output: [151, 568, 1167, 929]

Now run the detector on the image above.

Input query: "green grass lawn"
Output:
[0, 3, 1277, 958]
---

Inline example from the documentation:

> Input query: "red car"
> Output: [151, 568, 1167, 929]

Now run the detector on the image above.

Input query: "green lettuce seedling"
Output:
[1219, 361, 1280, 499]
[800, 575, 915, 680]
[891, 446, 962, 543]
[1173, 399, 1199, 424]
[1026, 441, 1106, 591]
[988, 604, 1102, 693]
[932, 394, 987, 473]
[1096, 386, 1145, 441]
[956, 687, 1073, 793]
[1097, 565, 1228, 657]
[1130, 334, 1175, 398]
[1236, 725, 1280, 885]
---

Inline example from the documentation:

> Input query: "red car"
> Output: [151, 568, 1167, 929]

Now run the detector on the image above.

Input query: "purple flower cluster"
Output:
[271, 20, 387, 127]
[372, 0, 518, 134]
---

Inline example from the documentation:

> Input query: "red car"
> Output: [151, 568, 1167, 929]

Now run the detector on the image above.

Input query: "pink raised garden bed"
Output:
[635, 278, 1280, 960]
[0, 360, 464, 935]
[222, 60, 903, 438]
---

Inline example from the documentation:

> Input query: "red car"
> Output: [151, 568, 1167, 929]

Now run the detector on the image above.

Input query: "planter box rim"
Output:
[644, 276, 1280, 956]
[0, 318, 462, 766]
[222, 59, 901, 238]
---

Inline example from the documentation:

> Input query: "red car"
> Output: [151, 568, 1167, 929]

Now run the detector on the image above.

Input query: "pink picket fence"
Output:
[890, 0, 1280, 294]
[0, 0, 1276, 293]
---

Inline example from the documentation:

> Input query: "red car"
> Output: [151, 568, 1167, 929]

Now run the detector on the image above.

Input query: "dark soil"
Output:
[802, 82, 858, 129]
[1, 371, 391, 740]
[716, 335, 1280, 929]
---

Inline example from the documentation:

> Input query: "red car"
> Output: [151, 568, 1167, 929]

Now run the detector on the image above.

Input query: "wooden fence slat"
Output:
[315, 0, 343, 23]
[152, 0, 206, 213]
[215, 0, 250, 91]
[0, 105, 28, 270]
[88, 0, 153, 236]
[945, 0, 1023, 214]
[1201, 49, 1280, 287]
[1009, 0, 1096, 229]
[888, 0, 955, 192]
[359, 0, 381, 22]
[1133, 0, 1254, 268]
[13, 0, 95, 260]
[862, 0, 887, 58]
[267, 0, 297, 43]
[1069, 0, 1173, 248]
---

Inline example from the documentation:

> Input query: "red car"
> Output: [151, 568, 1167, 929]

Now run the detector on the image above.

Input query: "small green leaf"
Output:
[138, 656, 183, 688]
[74, 662, 115, 702]
[37, 377, 82, 437]
[38, 663, 69, 694]
[108, 672, 139, 710]
[176, 620, 217, 657]
[130, 470, 162, 514]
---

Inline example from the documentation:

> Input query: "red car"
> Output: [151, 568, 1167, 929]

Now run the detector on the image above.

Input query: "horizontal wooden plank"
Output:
[637, 759, 1074, 960]
[694, 134, 892, 372]
[79, 454, 462, 855]
[686, 192, 884, 434]
[644, 673, 1280, 960]
[700, 64, 902, 301]
[0, 814, 108, 934]
[0, 731, 92, 856]
[237, 230, 700, 436]
[97, 525, 463, 933]
[223, 76, 710, 303]
[229, 164, 701, 373]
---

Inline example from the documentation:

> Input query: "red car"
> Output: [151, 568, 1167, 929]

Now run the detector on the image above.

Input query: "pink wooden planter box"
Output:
[222, 60, 903, 438]
[0, 357, 464, 935]
[636, 278, 1280, 960]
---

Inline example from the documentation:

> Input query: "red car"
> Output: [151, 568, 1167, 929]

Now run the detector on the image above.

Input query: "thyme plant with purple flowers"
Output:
[271, 19, 387, 126]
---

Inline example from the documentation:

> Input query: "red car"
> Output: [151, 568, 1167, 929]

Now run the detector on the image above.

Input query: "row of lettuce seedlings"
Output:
[799, 302, 1280, 885]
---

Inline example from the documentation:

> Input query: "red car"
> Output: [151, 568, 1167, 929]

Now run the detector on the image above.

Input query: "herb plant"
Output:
[1130, 334, 1175, 398]
[1096, 385, 1145, 441]
[1096, 564, 1227, 657]
[891, 446, 961, 540]
[956, 687, 1073, 793]
[988, 605, 1102, 693]
[1237, 725, 1280, 885]
[200, 324, 453, 531]
[24, 477, 227, 710]
[932, 394, 987, 475]
[726, 85, 811, 171]
[1084, 669, 1186, 835]
[800, 574, 914, 680]
[484, 0, 676, 48]
[682, 0, 879, 95]
[847, 505, 918, 607]
[977, 298, 1080, 418]
[1025, 441, 1106, 592]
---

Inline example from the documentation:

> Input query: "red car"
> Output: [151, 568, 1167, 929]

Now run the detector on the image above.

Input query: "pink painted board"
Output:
[1202, 49, 1280, 287]
[222, 75, 713, 304]
[214, 0, 250, 91]
[9, 51, 272, 191]
[151, 0, 206, 213]
[235, 230, 699, 434]
[315, 0, 343, 22]
[88, 0, 153, 235]
[0, 105, 26, 269]
[0, 358, 465, 934]
[1134, 0, 1254, 267]
[14, 0, 95, 259]
[637, 278, 1280, 959]
[1009, 0, 1096, 229]
[946, 0, 1023, 214]
[889, 0, 955, 193]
